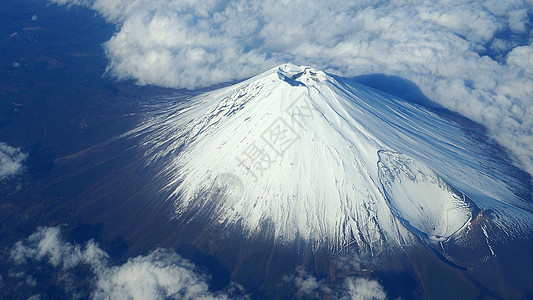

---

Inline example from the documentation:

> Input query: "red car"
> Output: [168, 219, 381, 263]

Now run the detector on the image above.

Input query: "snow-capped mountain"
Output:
[131, 63, 532, 258]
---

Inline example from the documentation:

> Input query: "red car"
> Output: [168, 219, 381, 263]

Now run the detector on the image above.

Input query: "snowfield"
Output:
[378, 150, 474, 242]
[130, 63, 532, 254]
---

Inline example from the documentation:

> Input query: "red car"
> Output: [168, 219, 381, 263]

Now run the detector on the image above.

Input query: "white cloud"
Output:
[285, 267, 387, 300]
[10, 226, 108, 271]
[47, 0, 533, 180]
[0, 142, 27, 180]
[340, 278, 387, 300]
[9, 227, 242, 300]
[284, 267, 331, 298]
[93, 250, 229, 300]
[25, 275, 37, 287]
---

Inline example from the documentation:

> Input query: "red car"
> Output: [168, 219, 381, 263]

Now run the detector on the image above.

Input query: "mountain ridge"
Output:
[130, 63, 533, 261]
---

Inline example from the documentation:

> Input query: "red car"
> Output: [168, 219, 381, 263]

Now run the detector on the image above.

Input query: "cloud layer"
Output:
[341, 277, 386, 300]
[94, 250, 229, 300]
[7, 227, 240, 300]
[285, 267, 386, 300]
[11, 227, 108, 271]
[6, 227, 387, 299]
[0, 142, 27, 180]
[48, 0, 533, 180]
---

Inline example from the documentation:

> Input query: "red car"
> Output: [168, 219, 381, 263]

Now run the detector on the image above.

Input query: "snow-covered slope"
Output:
[131, 63, 532, 255]
[378, 151, 474, 242]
